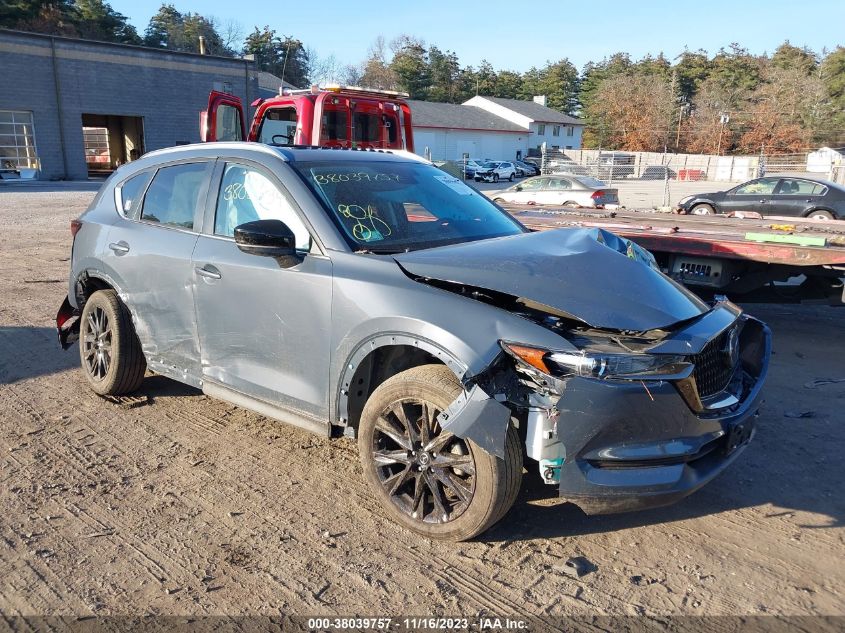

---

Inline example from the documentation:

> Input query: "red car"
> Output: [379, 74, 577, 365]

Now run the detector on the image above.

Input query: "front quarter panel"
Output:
[328, 251, 572, 423]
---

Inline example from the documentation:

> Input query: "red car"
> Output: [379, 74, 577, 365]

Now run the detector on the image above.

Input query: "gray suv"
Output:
[56, 143, 771, 541]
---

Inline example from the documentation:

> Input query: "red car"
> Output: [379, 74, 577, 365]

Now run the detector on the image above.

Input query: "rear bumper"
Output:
[56, 295, 80, 349]
[554, 317, 770, 515]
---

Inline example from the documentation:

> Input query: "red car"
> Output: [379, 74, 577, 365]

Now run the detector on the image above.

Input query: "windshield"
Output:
[290, 160, 526, 253]
[481, 161, 499, 168]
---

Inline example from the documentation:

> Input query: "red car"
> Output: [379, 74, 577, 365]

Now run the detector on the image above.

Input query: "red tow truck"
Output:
[201, 84, 414, 151]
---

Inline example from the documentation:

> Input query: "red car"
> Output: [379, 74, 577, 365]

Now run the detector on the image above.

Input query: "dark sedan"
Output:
[676, 176, 845, 220]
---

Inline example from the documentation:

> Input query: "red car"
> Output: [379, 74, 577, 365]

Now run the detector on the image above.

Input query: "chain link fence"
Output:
[536, 148, 843, 209]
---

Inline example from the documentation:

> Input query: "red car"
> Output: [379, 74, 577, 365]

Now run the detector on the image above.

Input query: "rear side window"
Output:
[141, 163, 207, 229]
[118, 171, 152, 219]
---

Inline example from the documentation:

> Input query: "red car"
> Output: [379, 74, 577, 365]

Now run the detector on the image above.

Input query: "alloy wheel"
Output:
[82, 306, 112, 381]
[371, 399, 476, 524]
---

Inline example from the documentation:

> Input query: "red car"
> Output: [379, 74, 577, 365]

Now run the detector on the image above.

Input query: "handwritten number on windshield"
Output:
[337, 204, 392, 242]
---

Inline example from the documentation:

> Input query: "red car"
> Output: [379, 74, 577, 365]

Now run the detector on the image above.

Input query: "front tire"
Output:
[493, 174, 500, 183]
[358, 365, 522, 541]
[79, 290, 146, 396]
[690, 203, 715, 215]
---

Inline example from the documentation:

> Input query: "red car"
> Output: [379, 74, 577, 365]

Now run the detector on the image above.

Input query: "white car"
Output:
[474, 161, 517, 183]
[493, 175, 619, 208]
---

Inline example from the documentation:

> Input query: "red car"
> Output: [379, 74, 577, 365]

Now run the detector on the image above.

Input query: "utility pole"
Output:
[716, 112, 730, 155]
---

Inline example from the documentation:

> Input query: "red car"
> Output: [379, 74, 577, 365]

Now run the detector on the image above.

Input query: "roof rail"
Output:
[280, 83, 410, 99]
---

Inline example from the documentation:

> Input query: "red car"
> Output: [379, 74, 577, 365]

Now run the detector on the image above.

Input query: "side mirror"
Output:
[234, 219, 297, 258]
[515, 185, 523, 192]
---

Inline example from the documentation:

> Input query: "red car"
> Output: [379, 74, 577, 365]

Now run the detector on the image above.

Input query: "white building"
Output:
[410, 95, 583, 162]
[464, 95, 584, 153]
[806, 146, 844, 173]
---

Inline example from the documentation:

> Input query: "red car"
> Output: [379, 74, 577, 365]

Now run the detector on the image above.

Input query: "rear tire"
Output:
[807, 209, 834, 220]
[564, 201, 579, 208]
[358, 364, 522, 541]
[508, 173, 514, 182]
[79, 290, 146, 396]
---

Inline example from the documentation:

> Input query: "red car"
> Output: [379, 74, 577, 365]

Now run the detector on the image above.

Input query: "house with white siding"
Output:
[463, 95, 583, 153]
[409, 95, 583, 162]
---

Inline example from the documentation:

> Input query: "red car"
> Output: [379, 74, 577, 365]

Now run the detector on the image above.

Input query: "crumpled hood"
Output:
[394, 228, 709, 331]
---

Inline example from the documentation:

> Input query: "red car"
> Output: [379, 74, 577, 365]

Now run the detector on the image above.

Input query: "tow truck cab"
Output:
[201, 84, 414, 152]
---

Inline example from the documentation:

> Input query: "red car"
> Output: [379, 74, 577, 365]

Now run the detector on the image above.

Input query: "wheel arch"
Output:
[802, 206, 837, 219]
[335, 333, 468, 437]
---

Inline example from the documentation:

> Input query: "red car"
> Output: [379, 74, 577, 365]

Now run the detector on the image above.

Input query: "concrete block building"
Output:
[0, 28, 256, 180]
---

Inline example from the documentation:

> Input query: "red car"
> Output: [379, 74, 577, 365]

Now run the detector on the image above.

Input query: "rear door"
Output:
[771, 178, 827, 217]
[104, 161, 212, 380]
[201, 91, 246, 142]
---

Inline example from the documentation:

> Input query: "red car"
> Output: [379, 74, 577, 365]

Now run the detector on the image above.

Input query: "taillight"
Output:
[70, 219, 83, 238]
[591, 190, 604, 199]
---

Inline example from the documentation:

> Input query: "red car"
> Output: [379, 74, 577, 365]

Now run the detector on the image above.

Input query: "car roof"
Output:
[141, 142, 428, 165]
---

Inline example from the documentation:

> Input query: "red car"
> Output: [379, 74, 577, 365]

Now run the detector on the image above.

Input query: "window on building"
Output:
[141, 163, 208, 229]
[0, 110, 38, 171]
[537, 124, 546, 135]
[552, 126, 560, 136]
[83, 127, 110, 169]
[566, 126, 574, 137]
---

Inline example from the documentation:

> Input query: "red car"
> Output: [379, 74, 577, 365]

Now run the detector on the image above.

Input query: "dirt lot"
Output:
[1, 186, 844, 619]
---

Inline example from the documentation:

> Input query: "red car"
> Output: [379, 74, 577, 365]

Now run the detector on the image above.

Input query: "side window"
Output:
[258, 107, 298, 145]
[215, 163, 312, 251]
[216, 104, 243, 141]
[778, 179, 826, 195]
[521, 178, 544, 191]
[734, 178, 779, 195]
[118, 171, 152, 219]
[140, 163, 207, 229]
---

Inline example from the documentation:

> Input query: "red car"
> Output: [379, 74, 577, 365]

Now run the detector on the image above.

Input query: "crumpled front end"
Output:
[504, 302, 771, 514]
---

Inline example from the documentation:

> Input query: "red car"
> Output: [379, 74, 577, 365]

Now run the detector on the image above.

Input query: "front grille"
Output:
[691, 329, 737, 398]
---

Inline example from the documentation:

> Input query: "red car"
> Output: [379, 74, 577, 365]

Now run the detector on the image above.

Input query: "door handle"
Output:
[108, 241, 130, 254]
[195, 265, 222, 280]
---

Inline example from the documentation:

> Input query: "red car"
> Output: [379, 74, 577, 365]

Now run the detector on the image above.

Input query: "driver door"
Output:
[191, 160, 332, 419]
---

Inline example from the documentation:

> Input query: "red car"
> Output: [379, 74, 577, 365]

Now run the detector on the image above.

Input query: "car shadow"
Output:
[482, 424, 845, 543]
[0, 326, 79, 385]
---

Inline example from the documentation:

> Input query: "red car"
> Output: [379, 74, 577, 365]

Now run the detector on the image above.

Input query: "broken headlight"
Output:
[501, 341, 688, 380]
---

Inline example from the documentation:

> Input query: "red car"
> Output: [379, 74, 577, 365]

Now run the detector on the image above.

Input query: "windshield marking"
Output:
[338, 204, 393, 242]
[314, 172, 400, 184]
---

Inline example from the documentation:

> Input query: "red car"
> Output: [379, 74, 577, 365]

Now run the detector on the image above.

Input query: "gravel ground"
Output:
[1, 187, 843, 619]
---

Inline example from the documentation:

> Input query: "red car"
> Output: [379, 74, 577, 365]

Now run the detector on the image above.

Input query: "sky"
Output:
[109, 0, 845, 72]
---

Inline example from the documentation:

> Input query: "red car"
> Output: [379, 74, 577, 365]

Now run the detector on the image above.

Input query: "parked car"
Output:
[461, 159, 485, 180]
[676, 176, 845, 220]
[494, 175, 619, 209]
[56, 143, 770, 541]
[595, 152, 635, 179]
[641, 165, 677, 180]
[547, 154, 589, 176]
[514, 160, 539, 177]
[474, 160, 517, 183]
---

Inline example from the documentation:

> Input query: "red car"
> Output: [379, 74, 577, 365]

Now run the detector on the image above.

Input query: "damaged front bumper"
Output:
[546, 314, 770, 514]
